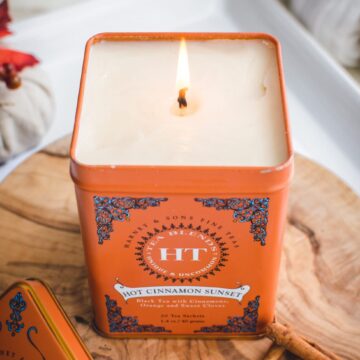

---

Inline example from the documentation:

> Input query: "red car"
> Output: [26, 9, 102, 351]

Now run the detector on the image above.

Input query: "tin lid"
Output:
[0, 279, 92, 359]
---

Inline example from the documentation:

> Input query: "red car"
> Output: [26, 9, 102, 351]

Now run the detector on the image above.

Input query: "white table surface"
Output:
[2, 0, 360, 194]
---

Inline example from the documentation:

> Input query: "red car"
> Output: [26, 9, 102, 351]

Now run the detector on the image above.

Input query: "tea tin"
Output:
[70, 33, 294, 338]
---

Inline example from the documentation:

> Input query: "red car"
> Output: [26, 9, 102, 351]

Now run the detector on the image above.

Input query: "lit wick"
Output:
[176, 38, 190, 111]
[178, 87, 188, 108]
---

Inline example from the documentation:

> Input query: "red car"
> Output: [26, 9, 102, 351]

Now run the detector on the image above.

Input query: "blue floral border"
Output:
[105, 295, 171, 333]
[6, 292, 26, 336]
[93, 196, 168, 244]
[195, 296, 260, 333]
[195, 198, 269, 246]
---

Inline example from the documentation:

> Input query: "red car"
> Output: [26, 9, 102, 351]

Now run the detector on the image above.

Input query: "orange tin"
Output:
[70, 33, 293, 338]
[0, 279, 91, 359]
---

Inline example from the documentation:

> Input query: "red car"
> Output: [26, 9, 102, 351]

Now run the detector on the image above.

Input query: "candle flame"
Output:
[176, 39, 190, 109]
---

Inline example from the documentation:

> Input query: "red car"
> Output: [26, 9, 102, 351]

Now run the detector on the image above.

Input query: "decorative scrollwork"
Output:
[94, 196, 168, 244]
[6, 292, 26, 336]
[27, 326, 46, 359]
[195, 296, 260, 333]
[105, 295, 171, 333]
[195, 198, 269, 246]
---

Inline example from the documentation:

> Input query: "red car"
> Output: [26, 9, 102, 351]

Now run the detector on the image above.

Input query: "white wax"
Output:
[76, 39, 288, 167]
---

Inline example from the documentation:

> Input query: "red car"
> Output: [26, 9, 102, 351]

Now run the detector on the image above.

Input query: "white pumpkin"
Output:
[0, 65, 54, 163]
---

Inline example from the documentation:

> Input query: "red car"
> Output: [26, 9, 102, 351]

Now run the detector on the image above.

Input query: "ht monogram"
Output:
[160, 248, 208, 261]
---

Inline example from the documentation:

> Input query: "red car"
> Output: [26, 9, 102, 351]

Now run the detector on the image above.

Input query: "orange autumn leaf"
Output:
[0, 0, 11, 38]
[0, 0, 40, 89]
[0, 48, 39, 71]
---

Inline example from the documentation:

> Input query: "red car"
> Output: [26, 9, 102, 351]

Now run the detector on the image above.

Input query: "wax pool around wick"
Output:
[171, 92, 199, 117]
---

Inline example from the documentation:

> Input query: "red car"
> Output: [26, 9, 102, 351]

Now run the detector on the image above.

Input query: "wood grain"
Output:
[0, 136, 359, 360]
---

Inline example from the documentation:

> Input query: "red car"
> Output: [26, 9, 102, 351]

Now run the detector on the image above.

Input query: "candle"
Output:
[70, 33, 293, 339]
[75, 36, 288, 167]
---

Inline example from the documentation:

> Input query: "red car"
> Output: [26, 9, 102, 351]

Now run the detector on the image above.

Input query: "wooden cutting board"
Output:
[0, 136, 359, 360]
